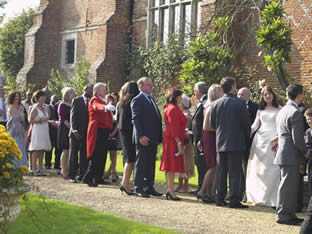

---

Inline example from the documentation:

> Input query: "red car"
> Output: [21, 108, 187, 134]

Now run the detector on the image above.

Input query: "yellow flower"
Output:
[0, 125, 6, 132]
[2, 171, 10, 179]
[5, 163, 12, 169]
[0, 132, 9, 139]
[20, 166, 29, 174]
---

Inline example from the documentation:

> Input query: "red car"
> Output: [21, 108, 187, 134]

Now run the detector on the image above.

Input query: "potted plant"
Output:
[0, 124, 30, 229]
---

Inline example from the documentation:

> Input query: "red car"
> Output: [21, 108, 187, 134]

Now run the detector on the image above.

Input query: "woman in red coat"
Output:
[160, 88, 187, 201]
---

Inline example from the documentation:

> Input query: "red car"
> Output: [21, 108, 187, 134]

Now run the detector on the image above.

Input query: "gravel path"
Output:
[24, 170, 303, 234]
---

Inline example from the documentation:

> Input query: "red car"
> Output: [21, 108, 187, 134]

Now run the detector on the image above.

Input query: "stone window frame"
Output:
[61, 32, 77, 69]
[147, 0, 202, 46]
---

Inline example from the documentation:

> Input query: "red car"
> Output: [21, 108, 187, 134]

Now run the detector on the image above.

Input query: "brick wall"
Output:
[18, 0, 130, 92]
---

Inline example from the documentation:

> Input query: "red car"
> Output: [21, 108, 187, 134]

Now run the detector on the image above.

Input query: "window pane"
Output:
[197, 1, 202, 35]
[155, 0, 159, 7]
[184, 3, 191, 44]
[174, 6, 180, 34]
[152, 9, 160, 40]
[163, 8, 169, 42]
[66, 40, 75, 64]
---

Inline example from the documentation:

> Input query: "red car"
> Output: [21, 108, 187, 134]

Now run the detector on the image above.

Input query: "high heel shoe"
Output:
[196, 193, 212, 203]
[165, 191, 181, 201]
[119, 184, 135, 196]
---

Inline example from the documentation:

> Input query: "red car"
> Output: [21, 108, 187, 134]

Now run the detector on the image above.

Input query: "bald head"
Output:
[237, 87, 251, 102]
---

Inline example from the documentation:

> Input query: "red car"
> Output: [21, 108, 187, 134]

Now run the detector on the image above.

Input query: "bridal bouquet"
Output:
[0, 125, 28, 191]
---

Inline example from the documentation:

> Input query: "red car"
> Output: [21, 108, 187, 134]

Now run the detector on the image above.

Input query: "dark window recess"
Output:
[65, 40, 75, 64]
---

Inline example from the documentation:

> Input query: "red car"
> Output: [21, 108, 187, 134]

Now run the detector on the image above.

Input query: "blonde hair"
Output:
[137, 77, 151, 91]
[62, 87, 75, 102]
[93, 82, 107, 96]
[207, 84, 222, 103]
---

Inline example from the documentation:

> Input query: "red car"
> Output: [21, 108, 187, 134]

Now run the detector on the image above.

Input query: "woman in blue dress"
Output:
[6, 91, 28, 168]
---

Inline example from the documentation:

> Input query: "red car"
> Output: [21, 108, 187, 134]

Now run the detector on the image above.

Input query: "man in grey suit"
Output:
[210, 77, 251, 208]
[275, 84, 307, 225]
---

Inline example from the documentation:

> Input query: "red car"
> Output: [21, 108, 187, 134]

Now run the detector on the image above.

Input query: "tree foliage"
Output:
[179, 17, 232, 94]
[137, 34, 188, 99]
[0, 9, 34, 87]
[256, 0, 292, 89]
[45, 58, 91, 99]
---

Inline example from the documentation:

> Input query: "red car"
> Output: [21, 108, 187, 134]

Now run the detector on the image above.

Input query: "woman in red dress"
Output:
[160, 89, 187, 201]
[197, 84, 223, 202]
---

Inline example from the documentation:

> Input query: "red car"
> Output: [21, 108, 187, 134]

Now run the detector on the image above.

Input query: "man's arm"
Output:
[292, 111, 307, 159]
[210, 103, 216, 129]
[131, 97, 144, 140]
[70, 98, 79, 133]
[240, 102, 251, 139]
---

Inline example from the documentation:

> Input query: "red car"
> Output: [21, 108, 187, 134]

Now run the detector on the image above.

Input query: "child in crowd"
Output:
[304, 108, 312, 194]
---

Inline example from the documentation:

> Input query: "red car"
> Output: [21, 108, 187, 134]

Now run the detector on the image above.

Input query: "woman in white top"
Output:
[246, 86, 281, 207]
[28, 90, 51, 176]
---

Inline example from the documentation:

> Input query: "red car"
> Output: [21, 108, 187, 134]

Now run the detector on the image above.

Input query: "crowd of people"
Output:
[3, 76, 312, 231]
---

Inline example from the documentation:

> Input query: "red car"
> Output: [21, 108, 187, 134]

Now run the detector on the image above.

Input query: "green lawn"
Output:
[8, 194, 178, 234]
[48, 149, 199, 187]
[107, 150, 199, 187]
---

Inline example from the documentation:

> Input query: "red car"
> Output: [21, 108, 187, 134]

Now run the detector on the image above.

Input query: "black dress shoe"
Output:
[77, 176, 83, 182]
[135, 190, 150, 198]
[189, 189, 199, 195]
[229, 203, 248, 209]
[96, 179, 111, 185]
[276, 218, 303, 225]
[216, 200, 227, 207]
[196, 193, 213, 203]
[146, 187, 163, 196]
[87, 182, 98, 187]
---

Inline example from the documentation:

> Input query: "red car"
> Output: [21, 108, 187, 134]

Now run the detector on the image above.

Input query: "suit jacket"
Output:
[69, 96, 89, 139]
[87, 95, 113, 158]
[247, 100, 259, 125]
[210, 93, 251, 152]
[191, 95, 207, 142]
[274, 102, 307, 166]
[131, 92, 162, 145]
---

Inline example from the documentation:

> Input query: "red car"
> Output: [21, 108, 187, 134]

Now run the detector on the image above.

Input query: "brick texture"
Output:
[18, 0, 312, 92]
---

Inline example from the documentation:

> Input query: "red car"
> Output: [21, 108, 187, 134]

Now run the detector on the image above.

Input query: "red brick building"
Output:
[17, 0, 312, 91]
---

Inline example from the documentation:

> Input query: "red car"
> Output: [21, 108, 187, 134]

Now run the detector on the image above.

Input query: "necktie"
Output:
[148, 95, 160, 118]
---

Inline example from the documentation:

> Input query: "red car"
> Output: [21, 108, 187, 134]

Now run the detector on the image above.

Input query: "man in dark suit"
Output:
[210, 77, 251, 208]
[274, 84, 307, 225]
[190, 81, 208, 195]
[237, 87, 259, 201]
[68, 85, 93, 183]
[131, 77, 163, 198]
[45, 95, 62, 169]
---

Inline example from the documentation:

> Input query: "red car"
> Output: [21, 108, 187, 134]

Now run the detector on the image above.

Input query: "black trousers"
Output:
[216, 151, 243, 204]
[45, 129, 62, 168]
[134, 144, 157, 191]
[68, 135, 88, 180]
[83, 128, 109, 183]
[193, 138, 207, 191]
[301, 196, 312, 234]
[240, 150, 249, 200]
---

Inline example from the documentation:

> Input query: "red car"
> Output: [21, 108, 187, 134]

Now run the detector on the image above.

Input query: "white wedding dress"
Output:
[246, 108, 280, 207]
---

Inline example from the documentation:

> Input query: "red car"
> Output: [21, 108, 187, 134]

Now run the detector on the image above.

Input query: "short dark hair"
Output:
[166, 88, 183, 105]
[33, 90, 46, 103]
[7, 91, 21, 105]
[220, 77, 236, 93]
[305, 108, 312, 118]
[287, 84, 303, 100]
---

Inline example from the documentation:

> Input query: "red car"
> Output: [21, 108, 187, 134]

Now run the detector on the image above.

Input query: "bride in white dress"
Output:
[246, 86, 281, 207]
